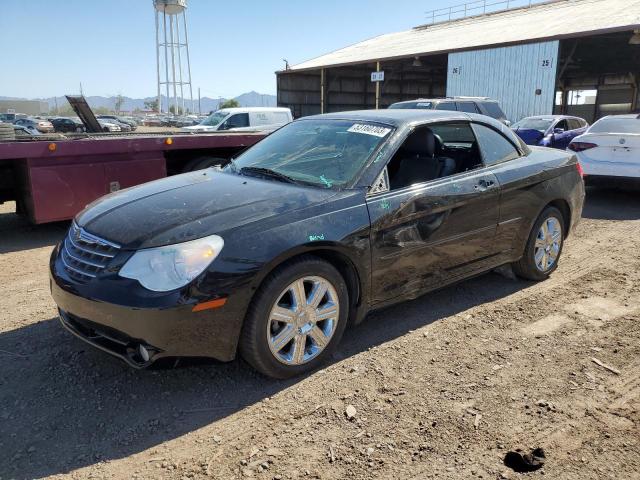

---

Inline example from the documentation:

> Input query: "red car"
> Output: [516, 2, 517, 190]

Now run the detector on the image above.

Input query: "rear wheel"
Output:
[513, 206, 565, 281]
[239, 257, 349, 378]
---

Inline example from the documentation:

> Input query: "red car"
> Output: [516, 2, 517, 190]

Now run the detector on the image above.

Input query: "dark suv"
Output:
[389, 97, 510, 125]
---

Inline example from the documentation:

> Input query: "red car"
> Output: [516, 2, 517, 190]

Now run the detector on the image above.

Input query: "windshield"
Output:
[229, 119, 393, 188]
[589, 117, 640, 134]
[512, 118, 553, 132]
[200, 111, 229, 127]
[389, 101, 433, 110]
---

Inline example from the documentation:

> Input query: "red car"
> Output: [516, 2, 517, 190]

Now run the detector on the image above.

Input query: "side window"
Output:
[386, 122, 483, 190]
[435, 102, 457, 111]
[457, 102, 479, 113]
[472, 123, 520, 166]
[567, 119, 581, 130]
[221, 113, 250, 129]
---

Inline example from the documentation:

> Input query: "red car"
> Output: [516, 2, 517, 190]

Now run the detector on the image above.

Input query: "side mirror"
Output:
[554, 128, 565, 134]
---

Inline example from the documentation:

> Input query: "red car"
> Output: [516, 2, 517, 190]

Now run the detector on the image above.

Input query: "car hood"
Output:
[513, 128, 545, 145]
[76, 170, 338, 249]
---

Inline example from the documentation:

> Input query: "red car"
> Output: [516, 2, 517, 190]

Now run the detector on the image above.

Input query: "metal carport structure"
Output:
[277, 0, 640, 122]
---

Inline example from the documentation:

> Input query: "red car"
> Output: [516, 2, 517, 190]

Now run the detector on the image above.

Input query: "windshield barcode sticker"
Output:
[347, 124, 391, 137]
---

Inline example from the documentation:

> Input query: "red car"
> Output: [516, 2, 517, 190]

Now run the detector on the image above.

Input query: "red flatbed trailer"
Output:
[0, 131, 266, 224]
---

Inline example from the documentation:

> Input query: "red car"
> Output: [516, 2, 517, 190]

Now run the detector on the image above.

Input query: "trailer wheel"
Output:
[183, 156, 227, 172]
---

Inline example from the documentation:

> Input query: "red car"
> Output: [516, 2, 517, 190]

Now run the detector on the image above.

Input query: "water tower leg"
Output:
[176, 14, 186, 114]
[155, 10, 162, 113]
[182, 8, 194, 114]
[163, 10, 171, 114]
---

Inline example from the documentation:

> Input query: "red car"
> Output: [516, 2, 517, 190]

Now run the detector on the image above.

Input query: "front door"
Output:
[366, 121, 500, 305]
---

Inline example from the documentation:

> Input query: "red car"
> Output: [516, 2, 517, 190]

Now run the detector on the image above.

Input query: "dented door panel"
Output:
[366, 169, 500, 304]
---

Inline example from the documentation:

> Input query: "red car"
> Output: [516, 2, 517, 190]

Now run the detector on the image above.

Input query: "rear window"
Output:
[435, 102, 457, 111]
[457, 102, 479, 114]
[481, 102, 506, 120]
[388, 101, 434, 110]
[589, 117, 640, 134]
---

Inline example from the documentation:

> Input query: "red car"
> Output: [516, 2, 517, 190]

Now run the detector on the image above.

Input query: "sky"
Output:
[0, 0, 457, 99]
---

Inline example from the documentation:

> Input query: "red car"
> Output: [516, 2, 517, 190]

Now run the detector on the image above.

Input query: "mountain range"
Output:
[0, 91, 277, 113]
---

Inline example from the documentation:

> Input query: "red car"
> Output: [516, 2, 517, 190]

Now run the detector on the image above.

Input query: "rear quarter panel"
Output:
[492, 147, 584, 259]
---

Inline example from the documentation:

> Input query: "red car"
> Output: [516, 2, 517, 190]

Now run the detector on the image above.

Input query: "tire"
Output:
[239, 256, 349, 379]
[183, 156, 227, 172]
[513, 206, 565, 281]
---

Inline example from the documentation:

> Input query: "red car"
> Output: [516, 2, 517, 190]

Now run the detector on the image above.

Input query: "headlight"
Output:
[119, 235, 224, 292]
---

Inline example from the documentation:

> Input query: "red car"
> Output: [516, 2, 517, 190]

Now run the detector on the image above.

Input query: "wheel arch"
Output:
[249, 244, 367, 326]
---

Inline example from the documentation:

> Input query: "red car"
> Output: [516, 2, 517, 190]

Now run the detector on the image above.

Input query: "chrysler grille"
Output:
[60, 223, 120, 282]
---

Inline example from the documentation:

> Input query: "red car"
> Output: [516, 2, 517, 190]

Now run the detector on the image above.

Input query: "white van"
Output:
[182, 107, 293, 133]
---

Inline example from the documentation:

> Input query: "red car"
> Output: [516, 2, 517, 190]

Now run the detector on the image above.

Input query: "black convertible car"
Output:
[50, 110, 585, 378]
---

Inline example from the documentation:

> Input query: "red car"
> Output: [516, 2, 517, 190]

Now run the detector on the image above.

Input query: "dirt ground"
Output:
[0, 188, 638, 480]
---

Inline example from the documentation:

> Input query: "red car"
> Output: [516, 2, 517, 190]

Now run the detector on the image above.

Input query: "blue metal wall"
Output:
[446, 41, 559, 122]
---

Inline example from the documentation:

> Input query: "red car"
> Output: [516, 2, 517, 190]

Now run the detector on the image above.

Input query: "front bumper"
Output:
[58, 308, 156, 368]
[50, 246, 253, 364]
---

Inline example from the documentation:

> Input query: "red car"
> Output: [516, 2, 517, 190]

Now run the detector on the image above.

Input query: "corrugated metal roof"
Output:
[287, 0, 640, 72]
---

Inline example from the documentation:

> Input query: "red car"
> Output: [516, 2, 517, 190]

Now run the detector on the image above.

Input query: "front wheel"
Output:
[513, 206, 565, 281]
[239, 256, 349, 379]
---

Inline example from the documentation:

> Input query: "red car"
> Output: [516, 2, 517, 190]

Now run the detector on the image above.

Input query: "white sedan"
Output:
[568, 115, 639, 185]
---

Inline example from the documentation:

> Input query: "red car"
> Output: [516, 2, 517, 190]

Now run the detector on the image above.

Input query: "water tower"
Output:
[154, 0, 193, 114]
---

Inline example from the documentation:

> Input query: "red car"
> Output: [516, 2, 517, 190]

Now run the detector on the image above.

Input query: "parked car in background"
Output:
[0, 112, 28, 123]
[50, 109, 584, 378]
[97, 115, 137, 131]
[14, 117, 54, 133]
[182, 107, 293, 133]
[96, 116, 132, 132]
[142, 116, 163, 127]
[389, 97, 511, 125]
[97, 119, 121, 132]
[569, 114, 640, 186]
[512, 115, 588, 150]
[50, 117, 85, 133]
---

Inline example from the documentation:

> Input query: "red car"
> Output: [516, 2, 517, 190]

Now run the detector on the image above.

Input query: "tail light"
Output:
[568, 142, 598, 152]
[575, 162, 585, 177]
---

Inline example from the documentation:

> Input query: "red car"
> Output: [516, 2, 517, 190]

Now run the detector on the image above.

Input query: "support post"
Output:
[320, 68, 325, 114]
[375, 61, 381, 110]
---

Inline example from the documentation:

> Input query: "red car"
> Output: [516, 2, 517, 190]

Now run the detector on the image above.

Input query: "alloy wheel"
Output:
[534, 216, 562, 272]
[266, 276, 339, 365]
